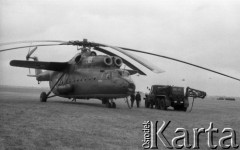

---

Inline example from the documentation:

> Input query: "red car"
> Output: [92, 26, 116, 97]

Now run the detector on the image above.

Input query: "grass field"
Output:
[0, 86, 239, 150]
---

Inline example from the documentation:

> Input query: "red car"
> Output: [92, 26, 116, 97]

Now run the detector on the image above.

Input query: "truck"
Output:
[144, 85, 206, 111]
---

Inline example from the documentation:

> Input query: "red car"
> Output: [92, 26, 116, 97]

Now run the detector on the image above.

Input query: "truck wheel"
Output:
[180, 106, 187, 111]
[156, 98, 160, 109]
[145, 101, 149, 108]
[150, 103, 154, 109]
[174, 106, 179, 110]
[182, 107, 187, 112]
[159, 98, 167, 110]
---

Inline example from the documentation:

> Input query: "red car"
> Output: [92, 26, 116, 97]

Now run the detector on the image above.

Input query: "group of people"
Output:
[130, 92, 141, 108]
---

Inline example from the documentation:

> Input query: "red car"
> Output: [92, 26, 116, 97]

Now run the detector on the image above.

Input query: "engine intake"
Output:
[104, 56, 113, 66]
[113, 57, 123, 67]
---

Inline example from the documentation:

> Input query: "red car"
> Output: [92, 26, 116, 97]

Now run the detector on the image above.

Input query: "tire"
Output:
[150, 100, 154, 109]
[159, 98, 167, 110]
[182, 107, 187, 112]
[174, 106, 179, 110]
[40, 92, 47, 102]
[155, 98, 160, 109]
[145, 101, 150, 108]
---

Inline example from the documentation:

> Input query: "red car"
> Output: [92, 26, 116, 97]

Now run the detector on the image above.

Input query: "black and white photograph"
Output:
[0, 0, 239, 149]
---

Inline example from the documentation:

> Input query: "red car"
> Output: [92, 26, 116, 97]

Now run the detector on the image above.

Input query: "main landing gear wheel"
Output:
[106, 102, 112, 108]
[105, 99, 116, 108]
[111, 102, 116, 108]
[40, 92, 47, 102]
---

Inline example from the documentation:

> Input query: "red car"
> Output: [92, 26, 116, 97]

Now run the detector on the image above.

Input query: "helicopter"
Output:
[0, 39, 240, 108]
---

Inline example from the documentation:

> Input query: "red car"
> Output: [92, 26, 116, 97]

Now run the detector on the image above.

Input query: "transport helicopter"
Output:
[0, 39, 239, 108]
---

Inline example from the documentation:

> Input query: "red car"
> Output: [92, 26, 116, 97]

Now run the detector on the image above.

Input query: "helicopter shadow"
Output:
[51, 100, 107, 108]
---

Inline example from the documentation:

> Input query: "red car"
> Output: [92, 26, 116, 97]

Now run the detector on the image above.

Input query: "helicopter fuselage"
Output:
[38, 53, 135, 100]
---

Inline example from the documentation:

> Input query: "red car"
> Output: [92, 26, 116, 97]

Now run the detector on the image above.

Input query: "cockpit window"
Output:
[75, 55, 81, 63]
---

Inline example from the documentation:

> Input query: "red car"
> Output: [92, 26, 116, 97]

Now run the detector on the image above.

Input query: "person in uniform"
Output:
[130, 93, 135, 108]
[136, 92, 141, 108]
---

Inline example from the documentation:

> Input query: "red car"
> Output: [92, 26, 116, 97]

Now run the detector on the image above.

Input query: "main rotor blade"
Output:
[0, 43, 64, 52]
[119, 47, 240, 82]
[0, 40, 67, 46]
[96, 43, 165, 73]
[94, 47, 146, 75]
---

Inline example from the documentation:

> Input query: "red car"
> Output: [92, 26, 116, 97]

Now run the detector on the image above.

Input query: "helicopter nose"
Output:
[113, 78, 135, 94]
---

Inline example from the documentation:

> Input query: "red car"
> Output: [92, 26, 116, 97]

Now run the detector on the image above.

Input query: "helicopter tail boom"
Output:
[10, 60, 69, 71]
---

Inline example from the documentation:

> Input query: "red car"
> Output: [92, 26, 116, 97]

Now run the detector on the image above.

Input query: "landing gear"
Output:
[105, 99, 116, 108]
[40, 92, 47, 102]
[39, 73, 64, 103]
[106, 102, 111, 108]
[112, 102, 116, 108]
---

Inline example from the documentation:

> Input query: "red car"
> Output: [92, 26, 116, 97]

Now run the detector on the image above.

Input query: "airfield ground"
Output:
[0, 86, 239, 150]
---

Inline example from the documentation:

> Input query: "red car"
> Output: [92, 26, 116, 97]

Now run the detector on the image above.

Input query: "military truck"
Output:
[144, 85, 206, 111]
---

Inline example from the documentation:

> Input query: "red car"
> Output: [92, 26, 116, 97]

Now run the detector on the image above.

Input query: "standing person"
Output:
[136, 92, 141, 108]
[130, 93, 135, 108]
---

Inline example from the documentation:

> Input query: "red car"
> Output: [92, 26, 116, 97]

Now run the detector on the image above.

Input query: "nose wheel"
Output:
[40, 92, 47, 102]
[39, 73, 64, 103]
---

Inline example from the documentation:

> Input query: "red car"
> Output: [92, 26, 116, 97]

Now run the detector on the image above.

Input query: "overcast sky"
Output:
[0, 0, 240, 96]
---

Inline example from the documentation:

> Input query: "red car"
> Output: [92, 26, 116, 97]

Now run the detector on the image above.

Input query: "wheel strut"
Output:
[125, 97, 132, 109]
[46, 73, 65, 97]
[40, 73, 65, 102]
